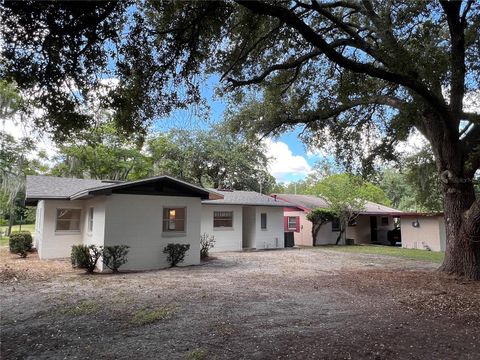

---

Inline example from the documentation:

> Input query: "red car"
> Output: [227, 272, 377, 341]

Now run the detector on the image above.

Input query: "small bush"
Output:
[163, 243, 190, 267]
[102, 245, 130, 273]
[9, 231, 33, 258]
[71, 245, 102, 274]
[200, 233, 215, 259]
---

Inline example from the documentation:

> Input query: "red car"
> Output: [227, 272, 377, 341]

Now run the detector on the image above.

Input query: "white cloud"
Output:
[1, 116, 58, 160]
[263, 138, 311, 182]
[394, 129, 428, 156]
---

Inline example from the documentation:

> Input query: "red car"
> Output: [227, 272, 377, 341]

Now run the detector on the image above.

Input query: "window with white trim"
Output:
[213, 211, 233, 228]
[163, 207, 186, 232]
[261, 213, 267, 230]
[287, 216, 297, 230]
[56, 209, 81, 232]
[88, 207, 94, 232]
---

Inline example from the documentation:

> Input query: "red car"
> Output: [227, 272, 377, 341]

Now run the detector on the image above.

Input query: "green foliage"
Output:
[163, 243, 190, 267]
[310, 174, 369, 244]
[306, 208, 335, 224]
[377, 147, 443, 213]
[102, 245, 130, 273]
[71, 245, 102, 274]
[50, 122, 149, 181]
[9, 231, 33, 258]
[200, 233, 215, 259]
[307, 208, 335, 246]
[0, 80, 22, 118]
[403, 148, 443, 212]
[148, 127, 275, 192]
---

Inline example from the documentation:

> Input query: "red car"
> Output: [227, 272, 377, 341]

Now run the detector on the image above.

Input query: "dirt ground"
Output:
[1, 247, 479, 360]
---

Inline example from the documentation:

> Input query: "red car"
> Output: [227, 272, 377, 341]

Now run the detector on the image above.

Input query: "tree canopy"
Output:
[1, 1, 480, 278]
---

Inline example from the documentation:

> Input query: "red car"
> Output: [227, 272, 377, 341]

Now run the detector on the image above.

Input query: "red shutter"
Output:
[295, 216, 300, 233]
[284, 216, 289, 231]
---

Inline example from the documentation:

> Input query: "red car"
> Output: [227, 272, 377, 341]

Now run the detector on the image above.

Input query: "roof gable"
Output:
[26, 175, 218, 204]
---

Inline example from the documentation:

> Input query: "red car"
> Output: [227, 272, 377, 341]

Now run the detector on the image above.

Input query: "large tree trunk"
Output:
[439, 180, 480, 280]
[421, 110, 480, 280]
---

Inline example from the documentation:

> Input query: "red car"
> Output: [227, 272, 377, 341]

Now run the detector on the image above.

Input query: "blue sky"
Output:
[153, 76, 317, 183]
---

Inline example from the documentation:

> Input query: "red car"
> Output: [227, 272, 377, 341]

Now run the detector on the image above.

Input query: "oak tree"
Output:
[1, 1, 479, 278]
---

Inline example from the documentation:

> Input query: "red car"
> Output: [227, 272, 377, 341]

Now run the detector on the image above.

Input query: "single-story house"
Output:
[271, 194, 402, 246]
[400, 212, 446, 251]
[26, 175, 223, 270]
[201, 190, 295, 252]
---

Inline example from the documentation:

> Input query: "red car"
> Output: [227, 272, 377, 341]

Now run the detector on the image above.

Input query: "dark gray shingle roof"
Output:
[272, 194, 329, 210]
[26, 175, 217, 202]
[273, 193, 401, 215]
[26, 176, 107, 199]
[202, 190, 292, 207]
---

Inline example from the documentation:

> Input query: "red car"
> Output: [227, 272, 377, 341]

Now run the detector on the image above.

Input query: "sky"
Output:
[150, 75, 318, 184]
[2, 74, 431, 184]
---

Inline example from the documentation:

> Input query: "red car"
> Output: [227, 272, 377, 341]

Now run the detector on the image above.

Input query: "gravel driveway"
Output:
[1, 248, 479, 359]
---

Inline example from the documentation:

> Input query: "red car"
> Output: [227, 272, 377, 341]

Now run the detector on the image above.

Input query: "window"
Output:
[381, 217, 389, 226]
[331, 218, 340, 232]
[163, 207, 186, 232]
[287, 216, 297, 230]
[88, 207, 94, 232]
[261, 213, 267, 230]
[213, 211, 233, 228]
[56, 209, 81, 232]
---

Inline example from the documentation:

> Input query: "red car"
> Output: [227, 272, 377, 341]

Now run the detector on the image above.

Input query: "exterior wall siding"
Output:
[200, 205, 243, 252]
[37, 199, 85, 259]
[103, 194, 202, 270]
[253, 207, 284, 249]
[401, 216, 443, 252]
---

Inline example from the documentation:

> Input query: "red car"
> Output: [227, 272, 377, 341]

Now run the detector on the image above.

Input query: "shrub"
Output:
[163, 243, 190, 267]
[102, 245, 130, 273]
[9, 231, 33, 258]
[200, 233, 215, 259]
[71, 245, 102, 274]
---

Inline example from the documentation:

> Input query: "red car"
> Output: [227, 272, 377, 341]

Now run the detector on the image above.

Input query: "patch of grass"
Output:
[0, 224, 35, 247]
[185, 349, 208, 360]
[63, 300, 100, 316]
[0, 237, 8, 247]
[311, 245, 445, 263]
[131, 305, 177, 325]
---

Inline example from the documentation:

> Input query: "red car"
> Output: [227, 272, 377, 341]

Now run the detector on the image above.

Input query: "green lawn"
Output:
[0, 224, 35, 247]
[311, 244, 445, 263]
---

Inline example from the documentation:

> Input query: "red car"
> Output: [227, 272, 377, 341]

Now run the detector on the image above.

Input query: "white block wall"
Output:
[36, 199, 86, 259]
[103, 194, 202, 270]
[252, 206, 284, 250]
[200, 205, 243, 252]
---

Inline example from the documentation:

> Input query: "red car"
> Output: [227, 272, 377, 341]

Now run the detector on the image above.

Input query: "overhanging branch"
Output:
[235, 0, 449, 116]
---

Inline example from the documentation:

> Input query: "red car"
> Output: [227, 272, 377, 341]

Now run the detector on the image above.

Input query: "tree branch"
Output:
[235, 0, 449, 116]
[440, 0, 466, 118]
[227, 50, 321, 87]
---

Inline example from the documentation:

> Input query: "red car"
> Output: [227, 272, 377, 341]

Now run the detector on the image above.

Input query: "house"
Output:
[201, 190, 295, 252]
[271, 194, 402, 246]
[26, 175, 222, 270]
[400, 212, 446, 251]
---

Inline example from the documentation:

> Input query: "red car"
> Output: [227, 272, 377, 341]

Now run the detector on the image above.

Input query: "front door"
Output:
[370, 216, 378, 243]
